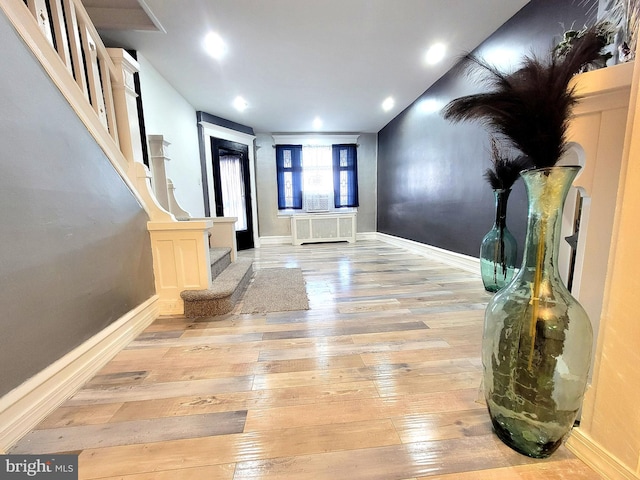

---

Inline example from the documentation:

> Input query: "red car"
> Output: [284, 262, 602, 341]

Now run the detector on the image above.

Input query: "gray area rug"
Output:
[240, 268, 310, 314]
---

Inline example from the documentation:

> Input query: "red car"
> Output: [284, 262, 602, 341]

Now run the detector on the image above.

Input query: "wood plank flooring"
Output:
[9, 241, 602, 479]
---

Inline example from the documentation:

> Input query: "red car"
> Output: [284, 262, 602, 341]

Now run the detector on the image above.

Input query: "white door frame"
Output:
[199, 121, 260, 248]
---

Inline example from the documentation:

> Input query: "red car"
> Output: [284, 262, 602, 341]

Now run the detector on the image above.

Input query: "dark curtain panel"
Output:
[332, 144, 358, 207]
[276, 144, 303, 209]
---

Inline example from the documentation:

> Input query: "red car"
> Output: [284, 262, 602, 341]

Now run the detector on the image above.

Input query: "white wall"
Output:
[137, 55, 204, 217]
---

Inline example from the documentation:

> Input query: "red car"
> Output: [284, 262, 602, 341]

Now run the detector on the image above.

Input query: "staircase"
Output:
[3, 0, 252, 318]
[180, 247, 253, 318]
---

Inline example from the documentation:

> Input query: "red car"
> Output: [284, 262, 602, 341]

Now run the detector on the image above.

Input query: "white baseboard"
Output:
[566, 429, 640, 480]
[376, 232, 480, 274]
[0, 295, 160, 452]
[258, 235, 292, 245]
[158, 297, 184, 316]
[356, 232, 378, 241]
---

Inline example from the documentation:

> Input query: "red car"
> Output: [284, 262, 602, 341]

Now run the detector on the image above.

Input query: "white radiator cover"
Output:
[291, 213, 356, 245]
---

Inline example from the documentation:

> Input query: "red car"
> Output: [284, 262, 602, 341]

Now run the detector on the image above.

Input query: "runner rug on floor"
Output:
[240, 267, 309, 314]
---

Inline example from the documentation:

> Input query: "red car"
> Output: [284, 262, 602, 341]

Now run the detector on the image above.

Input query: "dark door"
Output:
[210, 137, 254, 250]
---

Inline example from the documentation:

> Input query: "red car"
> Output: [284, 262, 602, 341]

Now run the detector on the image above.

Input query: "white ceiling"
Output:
[87, 0, 530, 134]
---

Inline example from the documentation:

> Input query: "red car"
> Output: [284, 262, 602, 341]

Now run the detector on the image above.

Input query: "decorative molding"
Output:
[571, 61, 633, 117]
[566, 429, 640, 480]
[199, 121, 256, 145]
[148, 134, 171, 159]
[0, 295, 160, 452]
[376, 232, 480, 274]
[272, 134, 360, 146]
[572, 61, 634, 99]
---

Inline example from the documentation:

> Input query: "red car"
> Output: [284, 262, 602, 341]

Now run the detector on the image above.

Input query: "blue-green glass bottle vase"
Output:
[482, 166, 592, 458]
[480, 189, 517, 292]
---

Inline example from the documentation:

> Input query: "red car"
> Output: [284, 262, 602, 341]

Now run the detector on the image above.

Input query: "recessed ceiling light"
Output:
[204, 32, 227, 60]
[233, 96, 248, 112]
[382, 97, 395, 112]
[312, 117, 323, 129]
[425, 42, 446, 65]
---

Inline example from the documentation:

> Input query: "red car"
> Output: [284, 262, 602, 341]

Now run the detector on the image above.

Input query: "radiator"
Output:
[291, 213, 356, 246]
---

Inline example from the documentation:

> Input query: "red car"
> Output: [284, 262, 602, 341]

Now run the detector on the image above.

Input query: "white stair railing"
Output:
[25, 0, 119, 146]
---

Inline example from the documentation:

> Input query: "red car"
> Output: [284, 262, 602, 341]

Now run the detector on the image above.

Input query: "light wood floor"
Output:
[11, 241, 602, 479]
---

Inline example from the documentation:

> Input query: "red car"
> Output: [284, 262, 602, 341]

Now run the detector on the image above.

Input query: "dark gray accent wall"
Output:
[377, 0, 596, 259]
[0, 11, 155, 396]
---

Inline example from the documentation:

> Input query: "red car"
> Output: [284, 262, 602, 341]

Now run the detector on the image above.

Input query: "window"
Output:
[302, 145, 333, 212]
[276, 143, 358, 211]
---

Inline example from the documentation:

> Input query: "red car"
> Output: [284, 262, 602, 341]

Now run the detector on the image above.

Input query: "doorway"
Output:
[210, 137, 254, 250]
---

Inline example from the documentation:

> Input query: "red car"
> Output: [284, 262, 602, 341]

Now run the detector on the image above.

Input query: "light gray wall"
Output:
[254, 133, 377, 239]
[137, 55, 204, 217]
[356, 133, 377, 233]
[0, 11, 155, 396]
[255, 134, 285, 237]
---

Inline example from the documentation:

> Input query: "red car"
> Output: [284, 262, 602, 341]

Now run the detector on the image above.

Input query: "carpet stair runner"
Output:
[180, 247, 253, 318]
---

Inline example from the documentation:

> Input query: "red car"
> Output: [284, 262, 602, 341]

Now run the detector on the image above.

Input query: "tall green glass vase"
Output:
[480, 189, 517, 292]
[482, 166, 592, 458]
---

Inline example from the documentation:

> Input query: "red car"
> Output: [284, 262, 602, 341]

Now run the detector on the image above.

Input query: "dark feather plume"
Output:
[484, 138, 533, 190]
[442, 23, 609, 168]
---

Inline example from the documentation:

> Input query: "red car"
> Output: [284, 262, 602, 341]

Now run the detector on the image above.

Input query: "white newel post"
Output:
[133, 163, 174, 221]
[167, 179, 192, 220]
[108, 48, 144, 168]
[147, 134, 171, 212]
[135, 164, 214, 316]
[147, 219, 213, 315]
